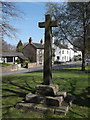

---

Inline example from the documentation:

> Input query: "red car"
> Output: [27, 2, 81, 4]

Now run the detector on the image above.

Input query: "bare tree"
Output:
[46, 2, 90, 71]
[0, 1, 22, 40]
[2, 40, 16, 52]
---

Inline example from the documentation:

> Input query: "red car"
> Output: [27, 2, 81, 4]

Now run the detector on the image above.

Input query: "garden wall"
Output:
[28, 63, 41, 68]
[2, 64, 18, 73]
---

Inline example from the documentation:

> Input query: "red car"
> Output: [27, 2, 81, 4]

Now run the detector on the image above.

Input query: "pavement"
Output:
[0, 61, 82, 76]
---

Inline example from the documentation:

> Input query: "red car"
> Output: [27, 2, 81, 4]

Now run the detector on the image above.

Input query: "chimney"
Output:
[29, 37, 32, 44]
[40, 39, 43, 44]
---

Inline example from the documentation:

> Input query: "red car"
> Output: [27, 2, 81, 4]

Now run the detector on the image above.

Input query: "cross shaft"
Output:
[39, 14, 58, 85]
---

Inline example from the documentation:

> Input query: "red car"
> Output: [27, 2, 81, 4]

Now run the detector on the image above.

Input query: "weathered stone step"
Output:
[46, 96, 63, 106]
[36, 84, 59, 96]
[25, 93, 64, 106]
[15, 101, 69, 115]
[25, 93, 45, 104]
[57, 91, 67, 98]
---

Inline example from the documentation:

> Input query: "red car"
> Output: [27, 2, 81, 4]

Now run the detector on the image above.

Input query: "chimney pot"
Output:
[40, 39, 43, 44]
[29, 37, 32, 44]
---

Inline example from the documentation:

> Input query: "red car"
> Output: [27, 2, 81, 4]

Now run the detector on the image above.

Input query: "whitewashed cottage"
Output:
[52, 42, 82, 63]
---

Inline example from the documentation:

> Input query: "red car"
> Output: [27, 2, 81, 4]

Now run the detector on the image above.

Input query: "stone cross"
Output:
[39, 14, 58, 85]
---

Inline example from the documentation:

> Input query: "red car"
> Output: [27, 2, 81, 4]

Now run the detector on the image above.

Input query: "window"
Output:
[65, 56, 66, 61]
[39, 56, 42, 63]
[67, 51, 68, 54]
[57, 56, 60, 60]
[62, 50, 64, 54]
[62, 57, 64, 60]
[40, 50, 42, 54]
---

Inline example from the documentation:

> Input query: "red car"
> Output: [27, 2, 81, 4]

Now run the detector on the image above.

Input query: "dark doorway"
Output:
[7, 57, 13, 62]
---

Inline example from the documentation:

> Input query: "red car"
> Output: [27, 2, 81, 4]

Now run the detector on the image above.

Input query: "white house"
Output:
[52, 42, 82, 62]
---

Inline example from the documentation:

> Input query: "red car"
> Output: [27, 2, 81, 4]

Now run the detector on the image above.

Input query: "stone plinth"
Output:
[26, 93, 37, 103]
[46, 96, 63, 106]
[57, 91, 67, 98]
[26, 93, 63, 107]
[36, 84, 59, 96]
[15, 84, 75, 116]
[26, 93, 45, 104]
[15, 102, 69, 115]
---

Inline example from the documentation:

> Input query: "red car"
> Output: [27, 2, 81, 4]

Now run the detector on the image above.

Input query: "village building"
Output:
[53, 42, 82, 62]
[23, 37, 82, 65]
[0, 52, 27, 64]
[23, 37, 44, 65]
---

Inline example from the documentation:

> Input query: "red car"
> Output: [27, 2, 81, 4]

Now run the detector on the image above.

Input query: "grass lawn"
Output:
[2, 68, 89, 119]
[0, 63, 12, 67]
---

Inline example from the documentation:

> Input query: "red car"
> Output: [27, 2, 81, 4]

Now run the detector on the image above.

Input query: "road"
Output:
[53, 61, 82, 70]
[0, 61, 82, 76]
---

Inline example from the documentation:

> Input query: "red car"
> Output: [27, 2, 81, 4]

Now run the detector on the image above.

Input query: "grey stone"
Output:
[54, 101, 69, 115]
[39, 14, 58, 85]
[46, 96, 63, 107]
[60, 101, 69, 112]
[25, 93, 46, 104]
[57, 91, 67, 98]
[25, 93, 37, 103]
[15, 102, 68, 115]
[15, 102, 54, 114]
[35, 105, 54, 114]
[36, 96, 46, 104]
[54, 109, 67, 115]
[36, 84, 59, 96]
[15, 102, 35, 110]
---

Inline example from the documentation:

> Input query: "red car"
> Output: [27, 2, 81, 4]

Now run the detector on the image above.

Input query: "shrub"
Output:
[15, 58, 21, 64]
[29, 57, 34, 63]
[74, 56, 78, 61]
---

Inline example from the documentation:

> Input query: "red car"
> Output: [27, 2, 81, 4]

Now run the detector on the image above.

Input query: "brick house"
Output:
[23, 37, 44, 65]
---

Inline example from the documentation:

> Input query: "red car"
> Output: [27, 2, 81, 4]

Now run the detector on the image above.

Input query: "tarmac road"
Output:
[0, 61, 83, 76]
[53, 61, 82, 70]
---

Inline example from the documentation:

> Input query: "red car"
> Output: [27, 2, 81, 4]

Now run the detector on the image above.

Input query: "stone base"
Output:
[15, 101, 69, 115]
[46, 96, 63, 106]
[15, 84, 75, 115]
[26, 93, 64, 106]
[26, 93, 45, 104]
[36, 84, 59, 96]
[57, 91, 67, 98]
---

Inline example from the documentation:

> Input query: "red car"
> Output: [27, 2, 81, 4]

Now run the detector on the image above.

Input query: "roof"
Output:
[59, 44, 68, 49]
[54, 42, 68, 49]
[32, 43, 44, 49]
[23, 42, 44, 49]
[0, 52, 28, 60]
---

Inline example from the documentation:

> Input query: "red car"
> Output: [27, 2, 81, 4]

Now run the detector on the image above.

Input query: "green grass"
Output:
[66, 64, 90, 70]
[2, 69, 89, 118]
[0, 63, 12, 67]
